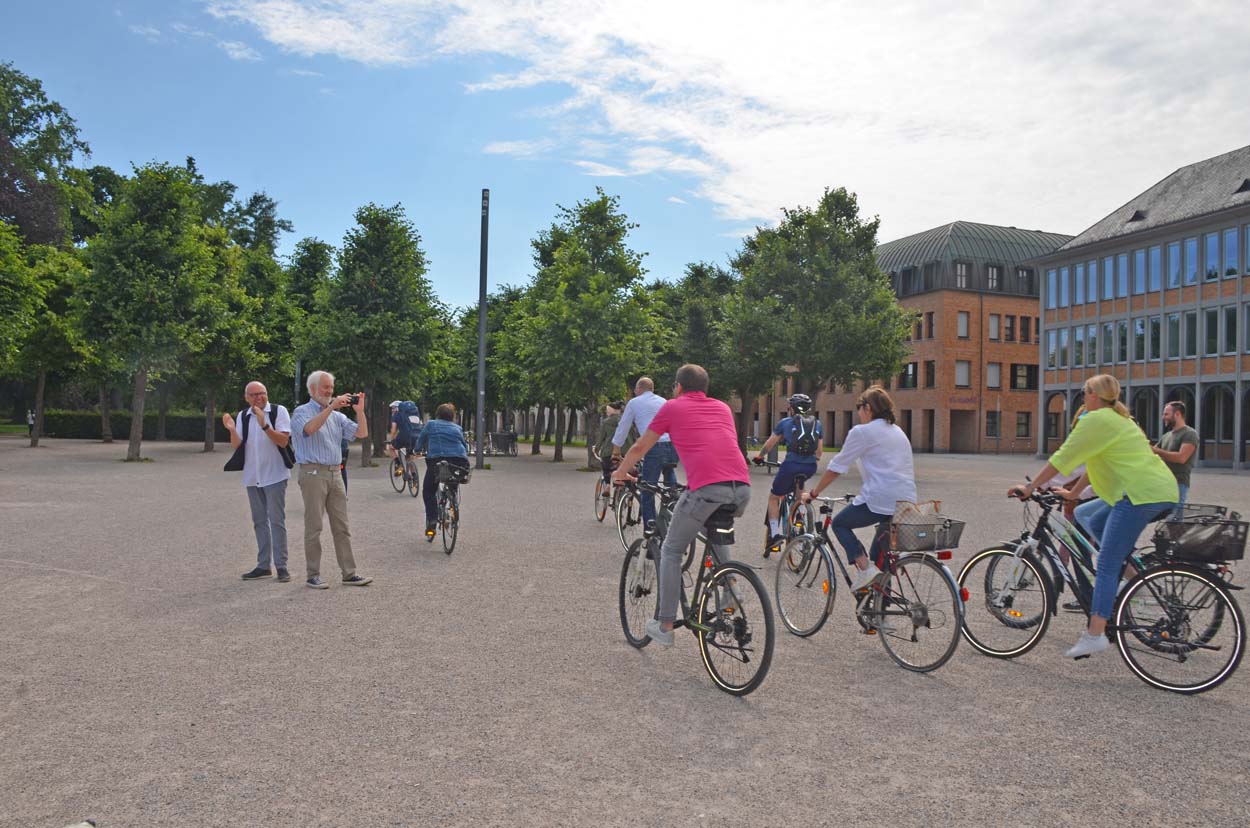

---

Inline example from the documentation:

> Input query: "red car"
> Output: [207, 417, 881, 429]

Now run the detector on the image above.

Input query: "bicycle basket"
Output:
[1153, 517, 1248, 563]
[891, 515, 965, 551]
[1172, 502, 1239, 521]
[437, 464, 471, 484]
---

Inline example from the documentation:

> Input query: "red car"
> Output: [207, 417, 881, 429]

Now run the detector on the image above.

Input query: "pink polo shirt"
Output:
[647, 392, 750, 490]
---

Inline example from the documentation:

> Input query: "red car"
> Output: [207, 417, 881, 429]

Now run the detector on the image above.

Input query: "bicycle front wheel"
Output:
[958, 546, 1051, 658]
[616, 491, 643, 551]
[774, 536, 835, 637]
[697, 562, 775, 696]
[594, 479, 609, 522]
[619, 538, 658, 648]
[389, 457, 405, 493]
[1115, 567, 1244, 694]
[874, 555, 962, 672]
[442, 489, 459, 555]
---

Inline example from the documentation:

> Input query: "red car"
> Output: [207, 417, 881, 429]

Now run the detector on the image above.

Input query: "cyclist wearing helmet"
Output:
[387, 399, 423, 458]
[754, 392, 823, 555]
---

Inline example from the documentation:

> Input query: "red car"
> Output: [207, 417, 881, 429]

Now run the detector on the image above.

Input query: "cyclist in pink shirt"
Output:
[612, 364, 750, 647]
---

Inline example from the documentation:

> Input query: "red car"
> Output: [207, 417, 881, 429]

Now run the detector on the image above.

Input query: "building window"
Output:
[1205, 232, 1220, 280]
[1204, 308, 1219, 356]
[1149, 316, 1161, 361]
[987, 362, 1001, 388]
[1116, 319, 1128, 362]
[1245, 305, 1250, 352]
[913, 318, 922, 340]
[1046, 412, 1061, 443]
[1133, 317, 1146, 362]
[1102, 256, 1114, 300]
[1184, 237, 1199, 285]
[1086, 324, 1098, 366]
[1011, 363, 1038, 390]
[987, 265, 1001, 291]
[1166, 313, 1180, 359]
[1074, 263, 1085, 304]
[925, 311, 934, 339]
[1117, 253, 1129, 297]
[1004, 315, 1015, 342]
[1184, 310, 1198, 357]
[1101, 321, 1114, 363]
[1167, 241, 1181, 289]
[1073, 326, 1084, 367]
[955, 261, 970, 289]
[957, 311, 969, 338]
[955, 361, 971, 388]
[1059, 266, 1070, 307]
[986, 411, 1000, 438]
[1017, 267, 1035, 294]
[1133, 249, 1146, 294]
[1016, 412, 1031, 438]
[1224, 305, 1238, 354]
[1246, 224, 1250, 274]
[1148, 245, 1162, 292]
[989, 314, 1000, 340]
[1086, 260, 1098, 302]
[1046, 269, 1057, 309]
[1021, 316, 1031, 344]
[1225, 228, 1240, 277]
[1058, 328, 1069, 368]
[924, 360, 935, 388]
[1046, 330, 1057, 369]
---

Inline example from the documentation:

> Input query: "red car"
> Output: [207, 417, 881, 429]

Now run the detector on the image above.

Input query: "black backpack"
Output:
[224, 405, 295, 471]
[792, 415, 818, 456]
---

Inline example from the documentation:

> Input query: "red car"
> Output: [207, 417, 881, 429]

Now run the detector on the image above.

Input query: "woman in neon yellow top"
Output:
[1007, 374, 1177, 659]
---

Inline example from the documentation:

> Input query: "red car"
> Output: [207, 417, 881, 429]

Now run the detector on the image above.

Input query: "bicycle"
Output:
[618, 498, 775, 696]
[959, 490, 1245, 694]
[431, 461, 469, 555]
[613, 464, 644, 550]
[752, 458, 815, 559]
[773, 495, 965, 672]
[594, 454, 621, 523]
[389, 446, 421, 497]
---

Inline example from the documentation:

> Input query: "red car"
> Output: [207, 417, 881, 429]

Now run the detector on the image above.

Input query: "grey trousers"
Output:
[657, 482, 751, 623]
[246, 480, 288, 570]
[298, 463, 357, 579]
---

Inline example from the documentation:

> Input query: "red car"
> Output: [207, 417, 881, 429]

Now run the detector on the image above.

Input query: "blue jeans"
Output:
[1171, 483, 1189, 519]
[1091, 497, 1175, 619]
[1075, 498, 1111, 542]
[830, 502, 892, 565]
[640, 441, 679, 525]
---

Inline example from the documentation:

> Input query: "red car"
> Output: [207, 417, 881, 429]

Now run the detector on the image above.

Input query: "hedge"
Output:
[41, 410, 233, 442]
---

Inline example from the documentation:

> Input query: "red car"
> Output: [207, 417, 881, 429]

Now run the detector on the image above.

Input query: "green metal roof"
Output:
[876, 221, 1072, 273]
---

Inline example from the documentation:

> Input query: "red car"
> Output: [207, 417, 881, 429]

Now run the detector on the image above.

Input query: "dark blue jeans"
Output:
[640, 441, 679, 525]
[830, 502, 892, 565]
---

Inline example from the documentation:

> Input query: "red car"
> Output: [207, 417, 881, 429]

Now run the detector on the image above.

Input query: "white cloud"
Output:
[483, 138, 555, 158]
[286, 68, 323, 77]
[219, 40, 263, 60]
[667, 196, 687, 205]
[172, 22, 212, 37]
[203, 0, 1250, 239]
[129, 24, 161, 41]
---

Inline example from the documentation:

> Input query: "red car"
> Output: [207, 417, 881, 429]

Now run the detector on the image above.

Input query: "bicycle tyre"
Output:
[1114, 566, 1244, 694]
[619, 538, 658, 648]
[875, 555, 962, 672]
[774, 535, 835, 637]
[389, 457, 405, 493]
[442, 487, 458, 555]
[958, 546, 1052, 659]
[697, 561, 775, 696]
[407, 461, 420, 497]
[595, 479, 609, 522]
[616, 490, 643, 551]
[788, 500, 816, 541]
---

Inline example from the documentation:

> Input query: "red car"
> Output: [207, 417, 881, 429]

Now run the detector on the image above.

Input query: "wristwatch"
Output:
[262, 423, 271, 431]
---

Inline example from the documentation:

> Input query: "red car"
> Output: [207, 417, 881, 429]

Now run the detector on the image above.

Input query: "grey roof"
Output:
[876, 221, 1072, 272]
[1057, 144, 1250, 253]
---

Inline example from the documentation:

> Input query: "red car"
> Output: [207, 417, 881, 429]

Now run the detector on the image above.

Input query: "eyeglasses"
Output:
[245, 391, 266, 398]
[856, 402, 869, 410]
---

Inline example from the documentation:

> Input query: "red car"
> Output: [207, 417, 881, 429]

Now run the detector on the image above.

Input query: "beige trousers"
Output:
[297, 463, 357, 579]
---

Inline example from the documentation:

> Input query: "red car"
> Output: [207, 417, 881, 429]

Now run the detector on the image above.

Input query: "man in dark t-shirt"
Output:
[1153, 400, 1198, 509]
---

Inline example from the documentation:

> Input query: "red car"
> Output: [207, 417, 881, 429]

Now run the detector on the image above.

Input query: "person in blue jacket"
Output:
[414, 403, 470, 541]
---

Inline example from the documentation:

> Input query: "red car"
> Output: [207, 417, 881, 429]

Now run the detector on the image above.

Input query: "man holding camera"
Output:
[290, 370, 372, 589]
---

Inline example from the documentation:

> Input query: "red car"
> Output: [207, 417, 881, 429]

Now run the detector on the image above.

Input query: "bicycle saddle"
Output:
[661, 462, 678, 473]
[704, 504, 738, 545]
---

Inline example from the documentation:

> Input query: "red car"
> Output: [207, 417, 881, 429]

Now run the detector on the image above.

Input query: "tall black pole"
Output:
[475, 189, 489, 470]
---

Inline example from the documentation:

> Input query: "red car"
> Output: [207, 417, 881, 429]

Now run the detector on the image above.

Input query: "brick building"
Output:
[752, 221, 1071, 453]
[1033, 144, 1250, 468]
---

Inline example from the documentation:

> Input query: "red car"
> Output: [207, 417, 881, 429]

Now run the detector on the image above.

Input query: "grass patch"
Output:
[0, 424, 28, 434]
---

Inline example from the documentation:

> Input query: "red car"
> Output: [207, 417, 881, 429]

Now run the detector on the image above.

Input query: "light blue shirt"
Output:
[290, 399, 359, 465]
[613, 390, 670, 446]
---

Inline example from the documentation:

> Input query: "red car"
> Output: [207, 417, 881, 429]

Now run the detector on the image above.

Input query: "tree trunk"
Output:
[585, 401, 601, 469]
[99, 383, 114, 443]
[531, 407, 544, 454]
[565, 406, 577, 444]
[126, 365, 148, 461]
[203, 388, 216, 452]
[30, 368, 46, 448]
[360, 384, 375, 467]
[544, 406, 555, 442]
[553, 406, 565, 462]
[157, 381, 172, 441]
[370, 386, 386, 458]
[734, 389, 755, 453]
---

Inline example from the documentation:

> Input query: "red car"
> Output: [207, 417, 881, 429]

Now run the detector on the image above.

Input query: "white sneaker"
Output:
[644, 618, 674, 648]
[1064, 631, 1110, 659]
[849, 563, 882, 592]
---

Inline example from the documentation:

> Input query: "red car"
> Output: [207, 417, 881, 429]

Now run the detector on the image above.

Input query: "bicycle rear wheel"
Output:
[874, 555, 962, 672]
[619, 538, 658, 648]
[958, 546, 1051, 658]
[389, 457, 405, 493]
[1114, 567, 1244, 694]
[407, 461, 420, 497]
[594, 479, 609, 522]
[616, 491, 643, 551]
[774, 536, 835, 637]
[697, 562, 775, 695]
[442, 487, 459, 555]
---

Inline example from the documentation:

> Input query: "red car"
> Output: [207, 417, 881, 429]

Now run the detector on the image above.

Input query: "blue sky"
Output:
[6, 1, 1250, 310]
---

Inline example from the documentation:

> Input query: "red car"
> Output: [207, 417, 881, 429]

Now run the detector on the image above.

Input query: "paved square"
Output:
[3, 438, 1249, 827]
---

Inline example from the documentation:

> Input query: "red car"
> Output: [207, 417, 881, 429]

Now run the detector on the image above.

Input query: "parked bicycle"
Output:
[618, 497, 775, 695]
[773, 495, 965, 672]
[959, 490, 1245, 694]
[389, 446, 421, 497]
[431, 461, 469, 555]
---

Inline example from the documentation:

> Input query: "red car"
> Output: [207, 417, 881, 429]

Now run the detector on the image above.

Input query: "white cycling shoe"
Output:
[849, 563, 882, 592]
[1065, 631, 1110, 659]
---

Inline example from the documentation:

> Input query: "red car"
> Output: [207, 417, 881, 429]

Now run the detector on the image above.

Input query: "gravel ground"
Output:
[2, 437, 1249, 828]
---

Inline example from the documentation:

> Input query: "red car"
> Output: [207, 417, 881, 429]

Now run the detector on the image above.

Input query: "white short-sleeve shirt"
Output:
[235, 405, 292, 489]
[827, 418, 917, 515]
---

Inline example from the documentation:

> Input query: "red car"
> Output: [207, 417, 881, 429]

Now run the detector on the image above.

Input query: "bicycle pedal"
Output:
[1073, 654, 1091, 661]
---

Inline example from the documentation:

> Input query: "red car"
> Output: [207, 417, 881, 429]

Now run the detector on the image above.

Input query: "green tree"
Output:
[80, 163, 215, 460]
[287, 237, 334, 316]
[0, 222, 41, 370]
[228, 191, 293, 257]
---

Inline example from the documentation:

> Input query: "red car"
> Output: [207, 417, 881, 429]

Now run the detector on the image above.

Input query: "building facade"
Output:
[1034, 144, 1250, 468]
[753, 221, 1071, 453]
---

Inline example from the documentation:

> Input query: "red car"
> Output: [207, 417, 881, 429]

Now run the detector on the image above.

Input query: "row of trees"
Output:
[1, 60, 912, 467]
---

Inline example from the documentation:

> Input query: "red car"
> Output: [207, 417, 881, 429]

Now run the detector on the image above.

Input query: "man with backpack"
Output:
[754, 393, 823, 556]
[387, 400, 423, 457]
[223, 381, 294, 582]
